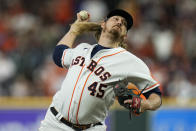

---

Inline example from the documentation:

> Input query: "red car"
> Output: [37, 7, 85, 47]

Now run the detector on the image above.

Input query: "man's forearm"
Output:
[146, 93, 162, 111]
[57, 31, 78, 48]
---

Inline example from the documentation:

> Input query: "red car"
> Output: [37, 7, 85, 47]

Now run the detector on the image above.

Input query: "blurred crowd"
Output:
[0, 0, 196, 100]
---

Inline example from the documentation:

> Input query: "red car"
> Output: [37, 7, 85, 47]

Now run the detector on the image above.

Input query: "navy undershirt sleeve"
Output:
[52, 45, 69, 68]
[143, 87, 162, 99]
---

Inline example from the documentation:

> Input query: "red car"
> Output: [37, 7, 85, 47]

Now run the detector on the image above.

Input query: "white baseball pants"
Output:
[39, 108, 107, 131]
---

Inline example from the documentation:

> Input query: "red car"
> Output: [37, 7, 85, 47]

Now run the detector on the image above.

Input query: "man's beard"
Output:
[104, 27, 121, 40]
[110, 28, 120, 38]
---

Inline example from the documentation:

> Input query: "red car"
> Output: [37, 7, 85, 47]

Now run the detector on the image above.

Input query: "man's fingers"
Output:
[124, 99, 132, 104]
[76, 13, 82, 22]
[124, 99, 132, 108]
[76, 13, 90, 22]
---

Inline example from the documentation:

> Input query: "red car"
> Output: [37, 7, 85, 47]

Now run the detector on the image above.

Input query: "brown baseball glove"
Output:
[113, 81, 146, 119]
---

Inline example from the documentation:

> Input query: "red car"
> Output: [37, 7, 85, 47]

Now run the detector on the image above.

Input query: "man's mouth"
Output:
[113, 25, 121, 30]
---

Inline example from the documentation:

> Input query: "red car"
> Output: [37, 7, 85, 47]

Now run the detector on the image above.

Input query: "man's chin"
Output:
[110, 29, 120, 37]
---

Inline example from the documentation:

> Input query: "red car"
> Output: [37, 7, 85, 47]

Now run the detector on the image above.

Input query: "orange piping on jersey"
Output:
[62, 49, 68, 68]
[97, 50, 126, 62]
[150, 73, 162, 92]
[150, 73, 160, 84]
[76, 71, 93, 124]
[67, 65, 85, 121]
[76, 50, 126, 124]
[144, 83, 159, 91]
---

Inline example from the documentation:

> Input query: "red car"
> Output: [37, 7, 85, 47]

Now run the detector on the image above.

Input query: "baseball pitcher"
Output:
[39, 9, 162, 131]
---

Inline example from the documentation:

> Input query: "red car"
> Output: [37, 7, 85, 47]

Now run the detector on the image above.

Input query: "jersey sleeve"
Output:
[53, 43, 90, 68]
[126, 57, 160, 93]
[143, 87, 162, 98]
[52, 45, 74, 68]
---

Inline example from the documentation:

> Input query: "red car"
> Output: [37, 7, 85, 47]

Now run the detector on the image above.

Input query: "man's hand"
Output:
[124, 98, 150, 114]
[57, 11, 101, 47]
[124, 93, 161, 114]
[69, 12, 101, 36]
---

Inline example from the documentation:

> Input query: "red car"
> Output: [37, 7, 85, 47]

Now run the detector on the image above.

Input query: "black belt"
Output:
[50, 107, 102, 131]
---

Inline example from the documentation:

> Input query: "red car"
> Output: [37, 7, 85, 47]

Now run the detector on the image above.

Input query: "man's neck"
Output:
[98, 33, 120, 48]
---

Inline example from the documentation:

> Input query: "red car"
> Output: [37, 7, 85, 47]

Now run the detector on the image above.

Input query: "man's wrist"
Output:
[68, 30, 80, 36]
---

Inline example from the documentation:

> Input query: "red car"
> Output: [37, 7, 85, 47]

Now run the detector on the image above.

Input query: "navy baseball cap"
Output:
[106, 9, 133, 30]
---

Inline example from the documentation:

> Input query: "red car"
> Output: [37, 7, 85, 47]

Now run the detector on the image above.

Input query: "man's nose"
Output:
[117, 21, 122, 26]
[117, 19, 123, 26]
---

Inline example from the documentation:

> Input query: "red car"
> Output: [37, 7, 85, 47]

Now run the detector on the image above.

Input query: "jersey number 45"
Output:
[88, 82, 107, 98]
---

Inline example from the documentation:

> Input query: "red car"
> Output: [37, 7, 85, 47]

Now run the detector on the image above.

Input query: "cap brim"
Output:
[107, 9, 133, 30]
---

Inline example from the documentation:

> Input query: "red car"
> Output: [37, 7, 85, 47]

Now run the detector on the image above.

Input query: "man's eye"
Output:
[114, 17, 118, 21]
[123, 21, 127, 26]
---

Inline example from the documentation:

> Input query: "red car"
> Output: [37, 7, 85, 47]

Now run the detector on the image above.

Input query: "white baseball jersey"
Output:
[50, 43, 159, 125]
